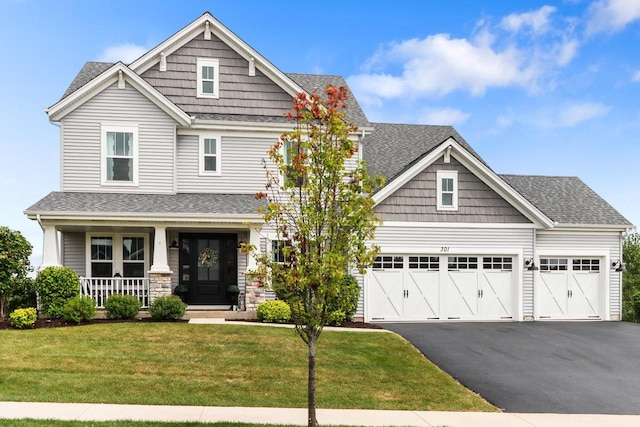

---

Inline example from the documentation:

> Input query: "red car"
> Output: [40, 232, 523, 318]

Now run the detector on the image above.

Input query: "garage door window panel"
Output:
[373, 256, 403, 270]
[572, 259, 599, 272]
[540, 258, 568, 271]
[448, 256, 478, 270]
[409, 256, 439, 270]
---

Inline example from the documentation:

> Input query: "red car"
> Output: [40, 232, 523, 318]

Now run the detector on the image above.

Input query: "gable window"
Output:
[436, 170, 458, 211]
[199, 135, 221, 175]
[102, 125, 138, 185]
[197, 58, 219, 98]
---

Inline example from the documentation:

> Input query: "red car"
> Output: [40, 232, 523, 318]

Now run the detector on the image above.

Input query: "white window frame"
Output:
[199, 134, 222, 176]
[436, 170, 458, 211]
[86, 233, 149, 278]
[101, 124, 139, 186]
[196, 58, 220, 98]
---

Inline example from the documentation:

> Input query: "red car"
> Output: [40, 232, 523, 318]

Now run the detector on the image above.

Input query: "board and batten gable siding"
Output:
[61, 84, 178, 193]
[375, 156, 531, 223]
[370, 226, 536, 319]
[535, 230, 622, 319]
[177, 134, 278, 193]
[141, 33, 293, 116]
[62, 232, 86, 277]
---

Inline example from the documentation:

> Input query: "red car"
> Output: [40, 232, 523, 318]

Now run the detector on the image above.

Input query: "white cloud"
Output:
[348, 34, 537, 104]
[555, 39, 579, 66]
[532, 101, 612, 128]
[558, 101, 612, 126]
[348, 8, 580, 106]
[585, 0, 640, 35]
[419, 108, 471, 125]
[501, 5, 557, 34]
[632, 70, 640, 82]
[96, 43, 148, 63]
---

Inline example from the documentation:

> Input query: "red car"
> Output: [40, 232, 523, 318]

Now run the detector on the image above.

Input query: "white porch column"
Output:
[149, 225, 171, 273]
[247, 225, 262, 270]
[39, 222, 61, 271]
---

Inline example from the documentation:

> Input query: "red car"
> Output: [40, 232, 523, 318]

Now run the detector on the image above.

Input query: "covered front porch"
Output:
[25, 192, 274, 314]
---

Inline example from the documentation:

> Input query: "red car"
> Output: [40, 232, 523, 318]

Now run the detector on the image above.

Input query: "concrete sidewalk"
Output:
[1, 402, 640, 426]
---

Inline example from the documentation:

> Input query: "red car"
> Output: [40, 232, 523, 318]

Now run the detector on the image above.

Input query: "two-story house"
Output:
[26, 12, 632, 322]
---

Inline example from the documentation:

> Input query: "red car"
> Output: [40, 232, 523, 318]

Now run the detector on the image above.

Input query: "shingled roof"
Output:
[500, 175, 631, 226]
[25, 192, 264, 216]
[363, 122, 488, 185]
[287, 73, 371, 128]
[57, 63, 370, 127]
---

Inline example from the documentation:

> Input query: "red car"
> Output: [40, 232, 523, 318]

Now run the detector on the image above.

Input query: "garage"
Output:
[367, 254, 516, 321]
[537, 257, 603, 319]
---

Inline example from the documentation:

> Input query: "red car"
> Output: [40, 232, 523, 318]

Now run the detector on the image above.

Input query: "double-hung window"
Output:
[102, 125, 138, 185]
[271, 240, 291, 264]
[197, 58, 219, 98]
[283, 140, 306, 187]
[88, 234, 147, 278]
[436, 170, 458, 211]
[199, 134, 221, 175]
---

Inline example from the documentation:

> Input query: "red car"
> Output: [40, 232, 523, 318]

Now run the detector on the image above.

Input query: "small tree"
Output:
[623, 232, 640, 322]
[247, 85, 382, 427]
[0, 226, 33, 318]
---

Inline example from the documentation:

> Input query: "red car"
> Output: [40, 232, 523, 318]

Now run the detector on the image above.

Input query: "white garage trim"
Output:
[534, 250, 610, 320]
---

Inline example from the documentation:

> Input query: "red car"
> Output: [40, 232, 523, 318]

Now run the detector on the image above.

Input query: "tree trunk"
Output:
[308, 336, 317, 427]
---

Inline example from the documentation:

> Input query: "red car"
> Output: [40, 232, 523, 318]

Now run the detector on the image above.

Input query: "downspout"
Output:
[49, 118, 62, 191]
[531, 227, 537, 321]
[36, 214, 44, 231]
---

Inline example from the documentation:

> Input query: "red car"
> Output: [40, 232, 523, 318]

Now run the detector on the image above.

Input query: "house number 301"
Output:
[440, 247, 450, 252]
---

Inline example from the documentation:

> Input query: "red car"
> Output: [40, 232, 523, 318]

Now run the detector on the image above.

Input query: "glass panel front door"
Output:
[179, 233, 237, 305]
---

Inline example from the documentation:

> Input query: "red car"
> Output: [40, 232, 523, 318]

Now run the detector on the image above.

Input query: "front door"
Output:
[179, 233, 237, 305]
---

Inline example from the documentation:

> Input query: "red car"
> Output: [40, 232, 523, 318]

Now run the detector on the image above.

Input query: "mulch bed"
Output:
[0, 317, 186, 330]
[0, 318, 381, 330]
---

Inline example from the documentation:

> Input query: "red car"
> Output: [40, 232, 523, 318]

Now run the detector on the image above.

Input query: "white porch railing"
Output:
[80, 277, 151, 308]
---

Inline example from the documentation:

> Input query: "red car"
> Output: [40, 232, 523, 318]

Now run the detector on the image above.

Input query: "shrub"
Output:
[104, 294, 142, 320]
[325, 274, 360, 325]
[148, 295, 186, 320]
[257, 300, 291, 323]
[9, 307, 37, 329]
[275, 274, 360, 326]
[35, 266, 80, 318]
[7, 277, 37, 314]
[62, 296, 96, 324]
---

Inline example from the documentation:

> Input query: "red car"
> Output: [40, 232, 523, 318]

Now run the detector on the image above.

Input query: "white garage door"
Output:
[538, 258, 602, 319]
[368, 255, 514, 321]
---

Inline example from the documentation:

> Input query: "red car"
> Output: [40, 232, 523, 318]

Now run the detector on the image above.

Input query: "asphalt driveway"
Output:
[380, 322, 640, 414]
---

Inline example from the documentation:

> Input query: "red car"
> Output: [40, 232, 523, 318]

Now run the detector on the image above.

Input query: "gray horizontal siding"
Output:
[373, 225, 535, 318]
[536, 231, 622, 319]
[63, 232, 86, 277]
[141, 34, 293, 116]
[177, 134, 277, 193]
[375, 156, 531, 223]
[61, 83, 177, 193]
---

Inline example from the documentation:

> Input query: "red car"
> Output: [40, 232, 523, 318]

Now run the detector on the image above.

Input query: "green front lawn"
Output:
[0, 323, 495, 412]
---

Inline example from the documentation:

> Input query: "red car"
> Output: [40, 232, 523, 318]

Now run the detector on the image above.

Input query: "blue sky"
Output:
[2, 0, 640, 267]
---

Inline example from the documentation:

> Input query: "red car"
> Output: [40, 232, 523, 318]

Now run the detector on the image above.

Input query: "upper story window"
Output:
[199, 134, 221, 176]
[101, 125, 138, 185]
[197, 58, 219, 98]
[436, 170, 458, 211]
[283, 140, 306, 187]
